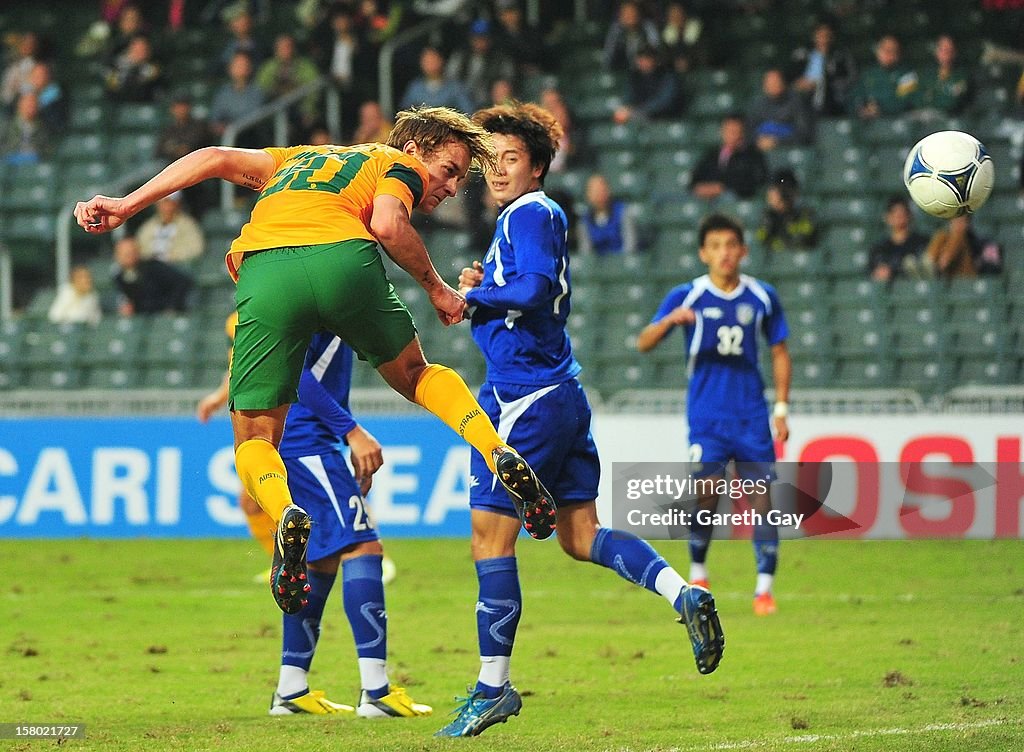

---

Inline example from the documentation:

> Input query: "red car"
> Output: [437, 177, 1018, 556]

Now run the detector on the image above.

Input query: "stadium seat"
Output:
[77, 322, 143, 368]
[831, 304, 884, 332]
[25, 365, 81, 390]
[114, 104, 165, 132]
[141, 366, 196, 389]
[68, 104, 107, 133]
[109, 133, 159, 167]
[817, 197, 879, 224]
[57, 133, 107, 164]
[787, 327, 831, 357]
[587, 122, 642, 150]
[861, 117, 914, 147]
[640, 121, 694, 148]
[790, 356, 835, 388]
[760, 249, 823, 281]
[813, 162, 869, 196]
[956, 356, 1015, 385]
[832, 356, 893, 389]
[835, 324, 889, 357]
[84, 366, 140, 389]
[894, 355, 953, 394]
[892, 324, 948, 357]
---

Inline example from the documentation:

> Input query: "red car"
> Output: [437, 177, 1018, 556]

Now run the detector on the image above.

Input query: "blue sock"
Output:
[753, 520, 779, 575]
[590, 528, 669, 594]
[281, 568, 335, 676]
[475, 557, 520, 699]
[343, 554, 388, 700]
[689, 515, 713, 565]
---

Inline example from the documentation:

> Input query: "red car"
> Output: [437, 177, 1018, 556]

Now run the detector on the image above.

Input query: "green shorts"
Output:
[229, 240, 416, 410]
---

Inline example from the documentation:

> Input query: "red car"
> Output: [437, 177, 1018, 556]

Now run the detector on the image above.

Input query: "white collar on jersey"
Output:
[498, 189, 547, 220]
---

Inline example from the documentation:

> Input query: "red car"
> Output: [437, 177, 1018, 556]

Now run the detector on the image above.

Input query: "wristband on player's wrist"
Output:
[773, 401, 789, 419]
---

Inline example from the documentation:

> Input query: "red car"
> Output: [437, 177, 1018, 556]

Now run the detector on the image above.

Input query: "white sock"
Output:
[277, 665, 308, 698]
[478, 655, 510, 689]
[358, 657, 389, 694]
[654, 566, 687, 606]
[689, 562, 709, 583]
[755, 573, 774, 595]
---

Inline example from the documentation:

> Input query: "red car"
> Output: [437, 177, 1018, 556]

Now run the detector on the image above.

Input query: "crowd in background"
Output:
[1, 0, 1023, 320]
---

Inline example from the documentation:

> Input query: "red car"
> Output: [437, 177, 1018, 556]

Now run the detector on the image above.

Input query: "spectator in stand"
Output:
[136, 192, 205, 265]
[577, 173, 639, 256]
[755, 169, 819, 251]
[49, 265, 102, 326]
[219, 5, 264, 71]
[156, 93, 215, 216]
[256, 33, 320, 130]
[113, 235, 193, 316]
[350, 99, 392, 144]
[156, 94, 213, 163]
[690, 114, 768, 201]
[852, 34, 918, 119]
[661, 1, 704, 74]
[613, 45, 683, 125]
[867, 195, 929, 282]
[489, 77, 515, 106]
[790, 19, 856, 116]
[746, 67, 812, 151]
[540, 86, 573, 173]
[603, 1, 660, 72]
[920, 215, 1002, 278]
[913, 34, 973, 118]
[106, 4, 147, 62]
[104, 34, 163, 102]
[399, 46, 474, 113]
[446, 19, 515, 109]
[210, 51, 265, 142]
[492, 0, 543, 74]
[1, 93, 53, 165]
[1, 31, 41, 109]
[26, 62, 67, 133]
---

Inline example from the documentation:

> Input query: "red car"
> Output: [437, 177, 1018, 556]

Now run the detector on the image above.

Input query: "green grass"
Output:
[1, 539, 1021, 751]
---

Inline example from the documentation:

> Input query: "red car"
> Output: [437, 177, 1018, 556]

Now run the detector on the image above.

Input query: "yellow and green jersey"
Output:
[226, 143, 428, 281]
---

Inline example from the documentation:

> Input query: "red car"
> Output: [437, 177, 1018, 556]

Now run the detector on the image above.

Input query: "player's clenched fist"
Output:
[74, 195, 131, 234]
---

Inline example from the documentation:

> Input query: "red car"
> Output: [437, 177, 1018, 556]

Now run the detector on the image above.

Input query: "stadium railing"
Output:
[0, 242, 11, 324]
[217, 76, 341, 213]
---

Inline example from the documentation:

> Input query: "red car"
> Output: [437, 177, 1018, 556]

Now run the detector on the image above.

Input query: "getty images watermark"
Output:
[611, 461, 1006, 540]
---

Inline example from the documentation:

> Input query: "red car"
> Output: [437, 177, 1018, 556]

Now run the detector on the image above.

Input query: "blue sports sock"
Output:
[753, 520, 779, 575]
[342, 554, 388, 700]
[689, 515, 713, 564]
[281, 568, 335, 672]
[475, 556, 521, 699]
[589, 528, 669, 594]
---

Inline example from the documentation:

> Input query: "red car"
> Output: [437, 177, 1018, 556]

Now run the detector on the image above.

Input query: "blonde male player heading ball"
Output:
[75, 106, 556, 616]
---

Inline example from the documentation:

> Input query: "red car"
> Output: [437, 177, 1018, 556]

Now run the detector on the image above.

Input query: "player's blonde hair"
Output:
[471, 101, 564, 180]
[387, 106, 497, 173]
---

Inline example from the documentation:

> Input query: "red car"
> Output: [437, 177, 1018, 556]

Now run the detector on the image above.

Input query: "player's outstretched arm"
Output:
[196, 370, 230, 423]
[636, 305, 695, 352]
[75, 147, 275, 234]
[370, 193, 464, 325]
[770, 341, 792, 443]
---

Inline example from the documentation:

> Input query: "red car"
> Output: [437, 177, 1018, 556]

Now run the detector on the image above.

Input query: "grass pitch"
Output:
[1, 538, 1021, 751]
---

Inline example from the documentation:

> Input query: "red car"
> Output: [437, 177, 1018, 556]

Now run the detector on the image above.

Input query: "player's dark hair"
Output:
[471, 101, 563, 182]
[699, 213, 745, 246]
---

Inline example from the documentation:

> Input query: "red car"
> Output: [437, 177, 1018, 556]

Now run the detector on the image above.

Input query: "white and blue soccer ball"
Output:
[903, 131, 994, 219]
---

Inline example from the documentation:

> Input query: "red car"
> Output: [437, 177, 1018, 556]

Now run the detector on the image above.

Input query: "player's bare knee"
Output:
[559, 533, 592, 562]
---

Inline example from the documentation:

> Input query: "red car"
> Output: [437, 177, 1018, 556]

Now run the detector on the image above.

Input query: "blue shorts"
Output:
[283, 450, 379, 562]
[470, 378, 601, 517]
[687, 415, 776, 481]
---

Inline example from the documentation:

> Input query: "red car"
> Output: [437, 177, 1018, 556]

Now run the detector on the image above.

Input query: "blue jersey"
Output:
[279, 331, 358, 459]
[466, 190, 581, 387]
[651, 274, 788, 425]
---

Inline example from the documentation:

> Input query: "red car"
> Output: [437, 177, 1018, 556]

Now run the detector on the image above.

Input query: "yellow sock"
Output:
[235, 438, 293, 523]
[414, 364, 503, 473]
[245, 506, 276, 556]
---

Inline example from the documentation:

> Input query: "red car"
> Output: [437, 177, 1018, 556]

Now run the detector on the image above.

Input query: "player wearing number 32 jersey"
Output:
[638, 213, 791, 616]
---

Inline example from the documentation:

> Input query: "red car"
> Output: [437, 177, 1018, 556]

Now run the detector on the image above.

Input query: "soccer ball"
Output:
[903, 131, 994, 219]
